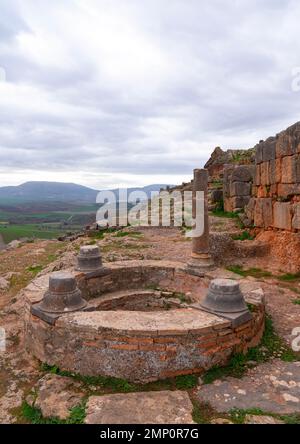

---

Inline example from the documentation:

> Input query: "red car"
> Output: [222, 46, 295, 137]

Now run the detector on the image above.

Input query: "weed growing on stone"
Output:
[292, 299, 300, 305]
[21, 401, 86, 424]
[232, 231, 254, 241]
[202, 316, 298, 384]
[227, 265, 272, 279]
[229, 408, 300, 425]
[278, 272, 300, 282]
[174, 375, 198, 390]
[212, 209, 239, 219]
[26, 265, 44, 275]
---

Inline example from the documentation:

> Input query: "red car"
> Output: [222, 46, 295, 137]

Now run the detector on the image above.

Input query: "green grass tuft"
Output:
[232, 231, 254, 241]
[175, 375, 198, 390]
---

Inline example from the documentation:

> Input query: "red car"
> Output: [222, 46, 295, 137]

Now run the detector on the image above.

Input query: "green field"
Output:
[0, 224, 64, 243]
[0, 200, 100, 244]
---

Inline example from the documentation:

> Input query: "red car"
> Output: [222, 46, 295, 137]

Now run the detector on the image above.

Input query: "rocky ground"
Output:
[0, 216, 299, 424]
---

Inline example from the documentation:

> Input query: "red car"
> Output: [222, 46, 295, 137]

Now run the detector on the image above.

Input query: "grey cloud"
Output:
[0, 0, 299, 187]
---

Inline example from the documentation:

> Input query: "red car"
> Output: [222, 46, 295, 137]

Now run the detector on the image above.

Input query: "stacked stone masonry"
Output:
[223, 164, 255, 212]
[246, 122, 300, 231]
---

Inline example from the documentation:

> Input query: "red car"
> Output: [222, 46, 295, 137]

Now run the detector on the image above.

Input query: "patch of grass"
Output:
[21, 401, 86, 424]
[229, 408, 264, 424]
[278, 272, 300, 282]
[292, 299, 300, 305]
[232, 231, 254, 241]
[192, 402, 215, 424]
[114, 231, 130, 237]
[280, 414, 300, 424]
[227, 265, 272, 279]
[175, 375, 198, 390]
[202, 316, 298, 384]
[212, 209, 239, 219]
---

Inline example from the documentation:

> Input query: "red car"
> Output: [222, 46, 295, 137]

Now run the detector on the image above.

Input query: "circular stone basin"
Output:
[24, 260, 265, 383]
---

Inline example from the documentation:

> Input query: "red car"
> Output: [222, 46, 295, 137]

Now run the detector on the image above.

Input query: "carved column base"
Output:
[185, 253, 215, 277]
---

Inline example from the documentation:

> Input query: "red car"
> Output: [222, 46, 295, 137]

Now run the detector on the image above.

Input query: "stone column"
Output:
[186, 168, 214, 276]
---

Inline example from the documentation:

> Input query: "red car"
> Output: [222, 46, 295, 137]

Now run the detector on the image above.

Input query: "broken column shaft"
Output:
[186, 168, 214, 276]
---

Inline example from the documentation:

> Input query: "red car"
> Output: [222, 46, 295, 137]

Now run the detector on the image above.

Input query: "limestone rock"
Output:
[273, 202, 292, 230]
[33, 374, 84, 420]
[85, 391, 194, 424]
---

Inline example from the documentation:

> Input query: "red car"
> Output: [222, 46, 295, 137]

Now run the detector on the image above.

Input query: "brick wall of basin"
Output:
[24, 261, 265, 383]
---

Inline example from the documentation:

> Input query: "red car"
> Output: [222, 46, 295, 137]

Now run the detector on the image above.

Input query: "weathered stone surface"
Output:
[230, 182, 251, 197]
[273, 202, 292, 230]
[269, 158, 281, 184]
[292, 203, 300, 230]
[276, 124, 300, 158]
[85, 391, 194, 424]
[231, 196, 250, 210]
[260, 162, 271, 186]
[254, 198, 272, 228]
[245, 198, 256, 221]
[34, 374, 84, 420]
[281, 155, 297, 184]
[262, 138, 276, 162]
[255, 142, 264, 164]
[255, 165, 261, 186]
[196, 360, 300, 415]
[278, 183, 300, 198]
[244, 415, 284, 425]
[231, 166, 254, 183]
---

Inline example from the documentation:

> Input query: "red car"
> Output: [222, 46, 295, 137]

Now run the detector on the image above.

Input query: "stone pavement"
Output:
[196, 360, 300, 415]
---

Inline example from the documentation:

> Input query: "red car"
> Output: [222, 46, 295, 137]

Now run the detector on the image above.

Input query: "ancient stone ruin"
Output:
[24, 176, 265, 384]
[245, 122, 300, 231]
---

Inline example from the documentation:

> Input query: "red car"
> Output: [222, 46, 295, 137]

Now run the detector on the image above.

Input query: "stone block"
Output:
[211, 189, 223, 203]
[262, 137, 276, 162]
[255, 143, 263, 164]
[276, 133, 297, 158]
[273, 202, 292, 230]
[245, 198, 255, 221]
[269, 158, 281, 184]
[230, 182, 251, 197]
[278, 183, 300, 198]
[231, 166, 254, 183]
[260, 162, 270, 186]
[254, 198, 272, 228]
[292, 204, 300, 230]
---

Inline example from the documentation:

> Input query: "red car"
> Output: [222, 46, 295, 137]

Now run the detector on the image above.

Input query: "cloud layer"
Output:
[0, 0, 300, 188]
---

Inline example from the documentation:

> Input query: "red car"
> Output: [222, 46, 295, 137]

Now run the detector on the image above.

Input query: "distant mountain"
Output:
[0, 181, 171, 204]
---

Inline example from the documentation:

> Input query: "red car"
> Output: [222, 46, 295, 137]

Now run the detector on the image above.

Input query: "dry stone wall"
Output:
[246, 122, 300, 231]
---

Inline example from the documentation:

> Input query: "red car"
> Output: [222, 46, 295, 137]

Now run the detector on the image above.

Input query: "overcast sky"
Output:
[0, 0, 300, 189]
